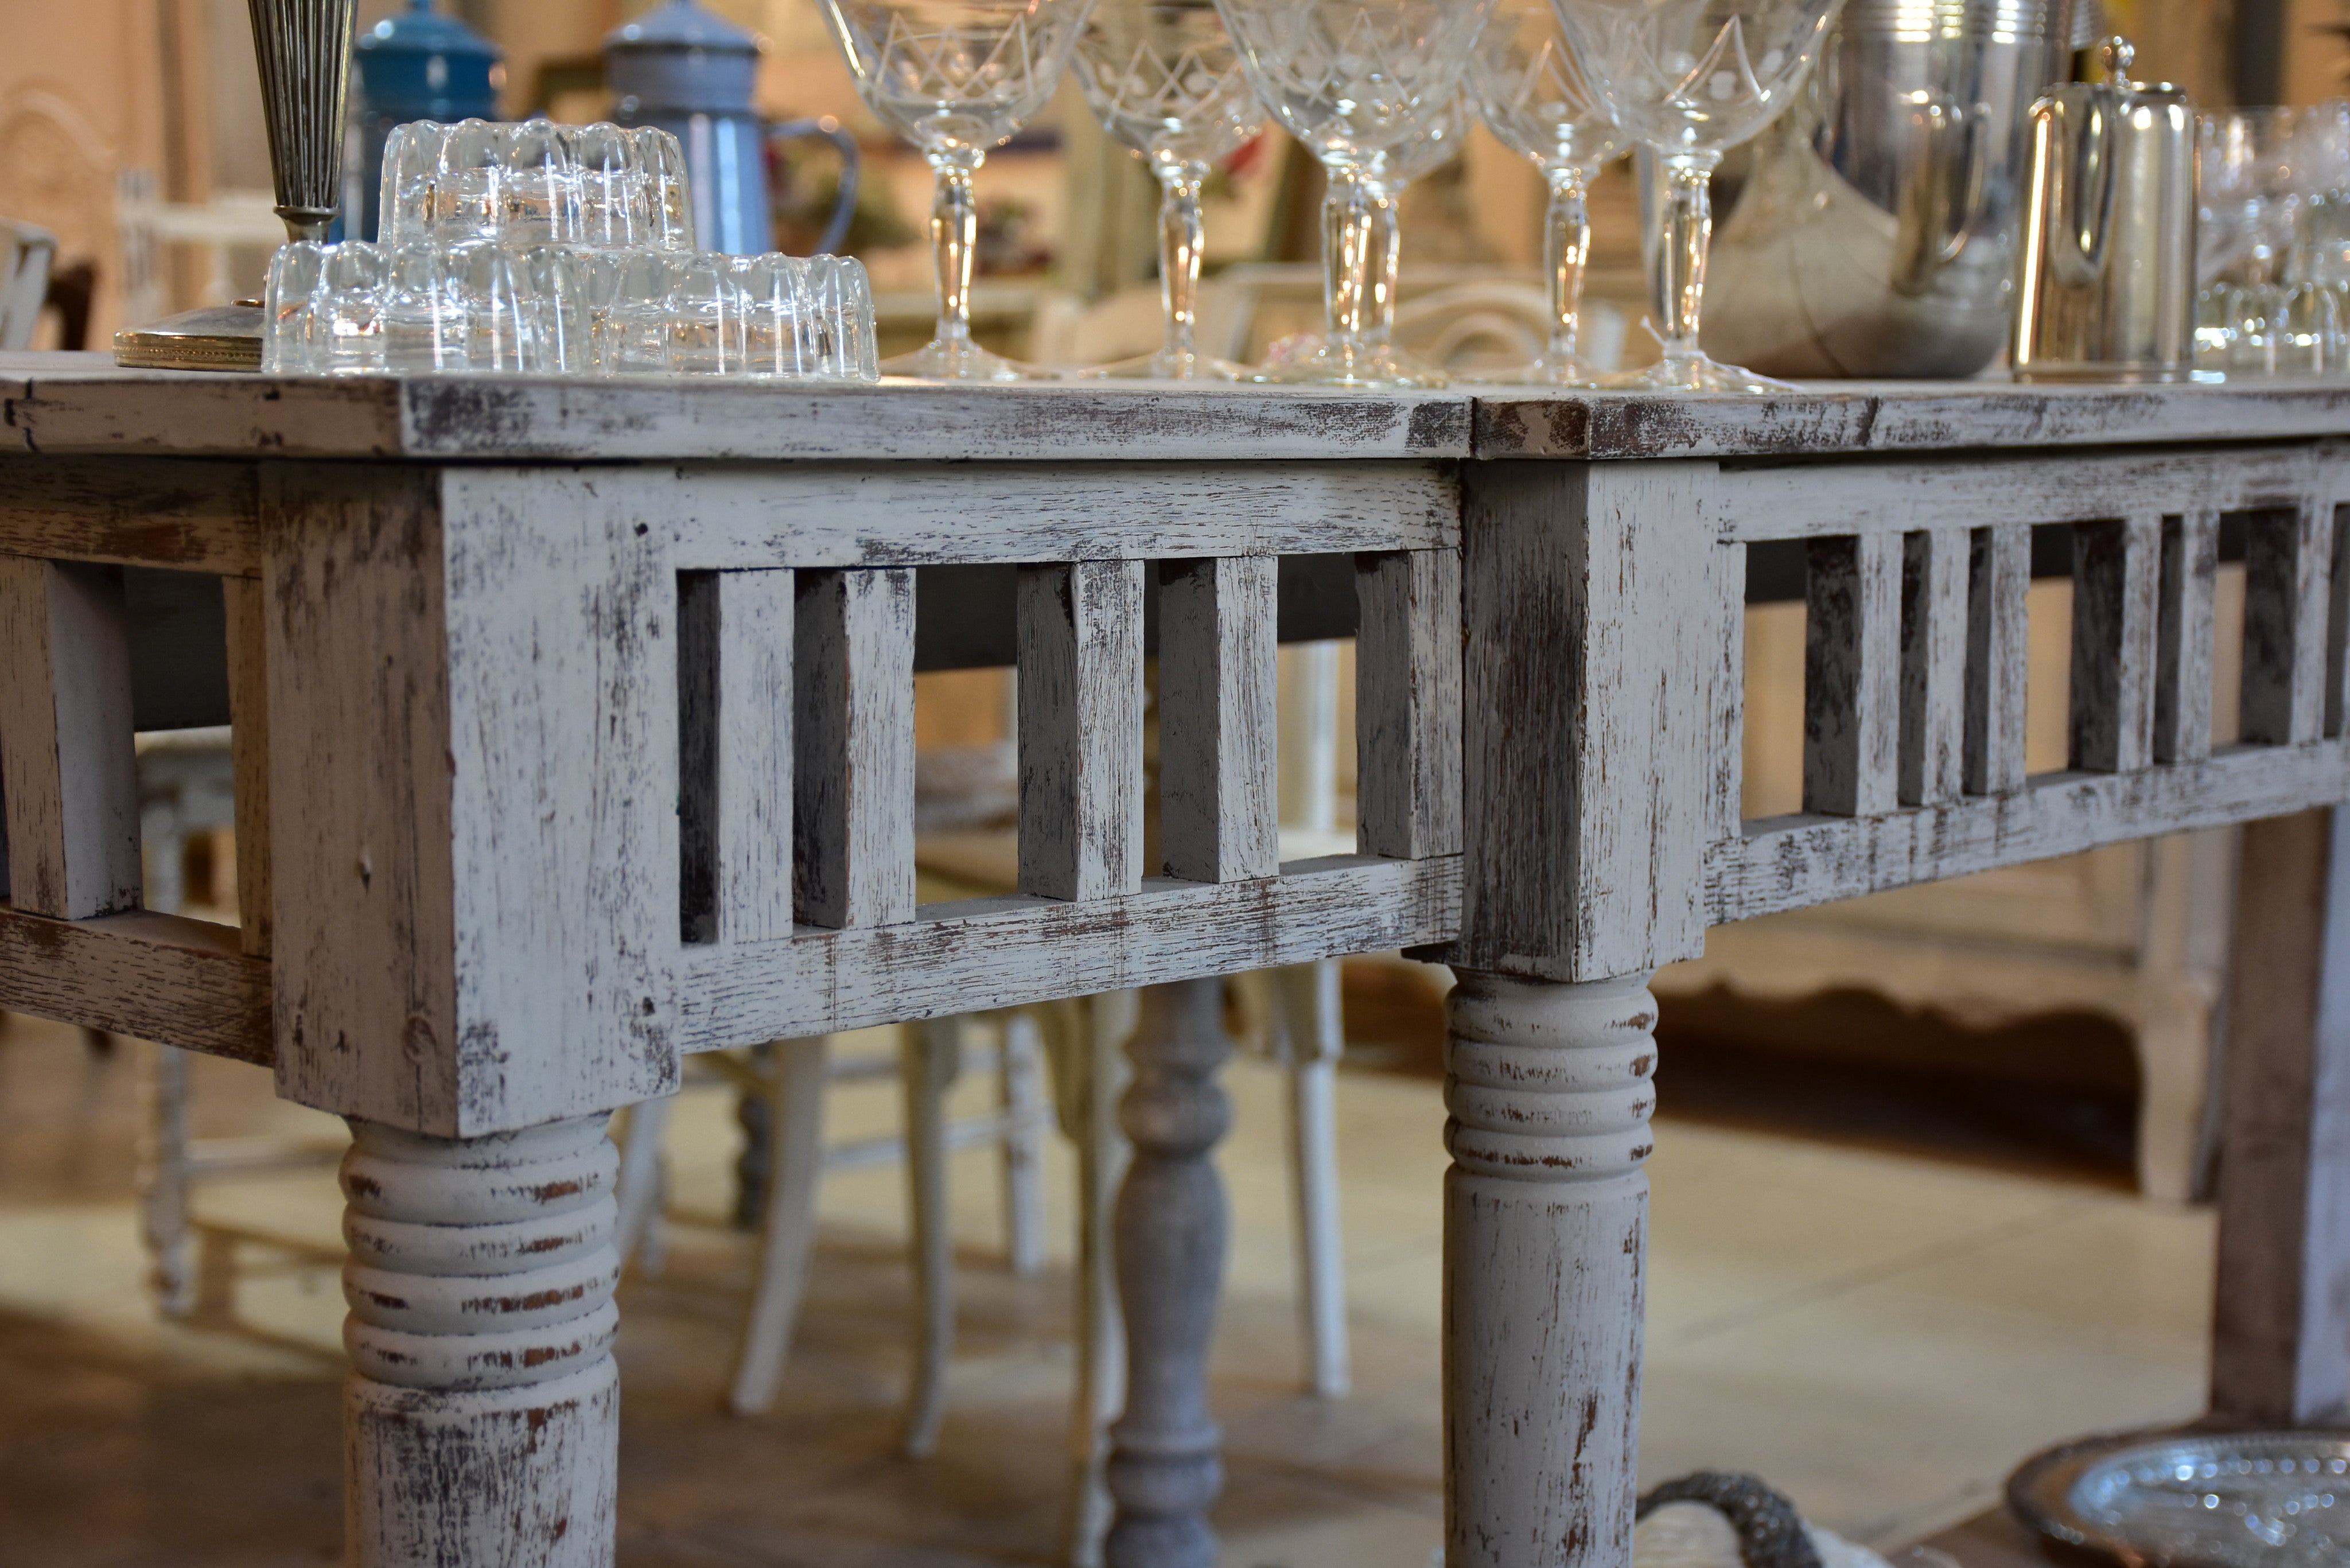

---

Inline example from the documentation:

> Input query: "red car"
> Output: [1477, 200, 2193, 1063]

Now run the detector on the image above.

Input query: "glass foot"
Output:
[1603, 351, 1796, 394]
[1467, 351, 1609, 388]
[1078, 348, 1249, 382]
[1246, 337, 1450, 390]
[884, 337, 1054, 383]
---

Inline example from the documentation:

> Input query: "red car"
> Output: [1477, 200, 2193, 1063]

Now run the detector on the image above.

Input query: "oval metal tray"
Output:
[2009, 1428, 2349, 1568]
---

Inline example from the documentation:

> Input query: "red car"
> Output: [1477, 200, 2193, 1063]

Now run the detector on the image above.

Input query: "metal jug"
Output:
[2010, 37, 2196, 382]
[351, 0, 504, 243]
[1702, 0, 2080, 378]
[605, 0, 859, 255]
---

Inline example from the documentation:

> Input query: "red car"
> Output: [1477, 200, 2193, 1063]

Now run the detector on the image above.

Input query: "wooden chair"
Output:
[0, 217, 57, 349]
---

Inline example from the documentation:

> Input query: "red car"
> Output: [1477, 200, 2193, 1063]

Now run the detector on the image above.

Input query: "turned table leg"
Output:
[340, 1114, 625, 1568]
[1444, 969, 1659, 1568]
[1106, 976, 1232, 1568]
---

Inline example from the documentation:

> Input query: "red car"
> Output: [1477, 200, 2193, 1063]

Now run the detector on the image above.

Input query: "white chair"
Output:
[0, 217, 57, 349]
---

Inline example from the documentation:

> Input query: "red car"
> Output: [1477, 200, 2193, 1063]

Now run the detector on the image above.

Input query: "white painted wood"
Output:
[1713, 742, 2350, 922]
[1355, 550, 1464, 861]
[140, 1038, 197, 1316]
[999, 1012, 1050, 1279]
[794, 568, 915, 929]
[1106, 978, 1232, 1568]
[1279, 643, 1343, 835]
[679, 569, 794, 944]
[901, 1016, 960, 1458]
[0, 555, 142, 917]
[2068, 512, 2163, 773]
[1711, 546, 1748, 840]
[612, 1095, 675, 1275]
[1964, 523, 2031, 797]
[1019, 560, 1145, 902]
[1157, 556, 1279, 884]
[1272, 959, 1350, 1400]
[679, 854, 1459, 1051]
[2211, 808, 2350, 1423]
[341, 1113, 622, 1568]
[1804, 534, 1902, 818]
[1457, 462, 1722, 981]
[2242, 501, 2333, 747]
[1898, 529, 1969, 807]
[2156, 508, 2220, 764]
[1047, 989, 1134, 1568]
[729, 1036, 830, 1417]
[223, 577, 273, 958]
[0, 904, 271, 1060]
[1444, 969, 1658, 1568]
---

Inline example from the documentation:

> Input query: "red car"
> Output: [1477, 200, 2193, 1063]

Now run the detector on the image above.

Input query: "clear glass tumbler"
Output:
[818, 0, 1095, 380]
[1071, 0, 1266, 379]
[1550, 0, 1841, 391]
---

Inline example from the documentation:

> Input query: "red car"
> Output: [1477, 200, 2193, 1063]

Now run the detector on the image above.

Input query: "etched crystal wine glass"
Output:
[819, 0, 1097, 379]
[1550, 0, 1841, 391]
[1213, 0, 1499, 386]
[1469, 0, 1626, 383]
[1071, 0, 1265, 379]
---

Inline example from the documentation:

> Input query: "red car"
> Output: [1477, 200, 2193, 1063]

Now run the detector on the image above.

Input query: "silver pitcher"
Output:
[1702, 0, 2081, 378]
[2010, 37, 2196, 382]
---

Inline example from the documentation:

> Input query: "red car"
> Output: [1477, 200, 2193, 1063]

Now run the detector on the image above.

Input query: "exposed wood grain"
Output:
[0, 903, 270, 1061]
[679, 854, 1457, 1050]
[679, 570, 795, 945]
[0, 556, 142, 917]
[2156, 509, 2220, 764]
[223, 577, 272, 958]
[2210, 808, 2350, 1423]
[1898, 530, 1968, 807]
[2069, 513, 2162, 773]
[0, 456, 258, 573]
[1713, 742, 2350, 923]
[1019, 561, 1144, 902]
[2243, 502, 2333, 746]
[1804, 534, 1901, 818]
[1158, 556, 1279, 884]
[1711, 544, 1748, 840]
[1457, 462, 1722, 982]
[1964, 523, 2031, 797]
[1355, 550, 1464, 860]
[1444, 970, 1656, 1568]
[7, 370, 403, 458]
[794, 569, 916, 929]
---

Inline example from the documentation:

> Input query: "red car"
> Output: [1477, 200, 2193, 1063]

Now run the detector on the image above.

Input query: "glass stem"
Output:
[1651, 151, 1719, 363]
[1156, 161, 1208, 367]
[1322, 169, 1379, 351]
[929, 151, 982, 347]
[1369, 181, 1402, 344]
[1543, 163, 1592, 362]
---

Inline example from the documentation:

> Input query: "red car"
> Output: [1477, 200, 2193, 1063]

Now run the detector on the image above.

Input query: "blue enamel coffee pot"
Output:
[351, 0, 504, 242]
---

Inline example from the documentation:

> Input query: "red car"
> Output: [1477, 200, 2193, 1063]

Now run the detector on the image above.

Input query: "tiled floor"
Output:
[0, 1009, 2213, 1567]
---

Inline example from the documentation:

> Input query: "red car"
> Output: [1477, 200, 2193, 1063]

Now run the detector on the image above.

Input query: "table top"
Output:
[5, 352, 2348, 464]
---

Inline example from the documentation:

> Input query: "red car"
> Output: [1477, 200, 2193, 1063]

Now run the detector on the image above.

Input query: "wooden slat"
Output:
[793, 568, 913, 929]
[2210, 808, 2350, 1424]
[223, 577, 272, 958]
[679, 569, 795, 945]
[1803, 534, 1900, 817]
[2327, 503, 2350, 740]
[1964, 523, 2030, 796]
[2068, 512, 2162, 773]
[2156, 508, 2220, 764]
[0, 904, 270, 1063]
[1710, 543, 1748, 841]
[678, 853, 1458, 1049]
[0, 556, 142, 918]
[1157, 555, 1279, 884]
[1355, 549, 1464, 859]
[1710, 741, 2350, 922]
[1898, 529, 1968, 807]
[0, 456, 258, 574]
[1017, 559, 1143, 902]
[2243, 501, 2333, 746]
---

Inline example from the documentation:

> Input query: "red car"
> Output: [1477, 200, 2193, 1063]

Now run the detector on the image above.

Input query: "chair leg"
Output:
[901, 1017, 963, 1457]
[1000, 1013, 1051, 1278]
[729, 1036, 831, 1417]
[612, 1094, 676, 1277]
[1061, 990, 1135, 1568]
[1274, 960, 1351, 1399]
[139, 1040, 197, 1317]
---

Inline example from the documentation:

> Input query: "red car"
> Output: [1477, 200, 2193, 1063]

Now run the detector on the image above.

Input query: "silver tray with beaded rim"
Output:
[2009, 1427, 2350, 1567]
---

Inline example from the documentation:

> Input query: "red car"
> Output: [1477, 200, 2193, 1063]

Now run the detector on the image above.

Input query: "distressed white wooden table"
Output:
[1, 355, 2345, 1568]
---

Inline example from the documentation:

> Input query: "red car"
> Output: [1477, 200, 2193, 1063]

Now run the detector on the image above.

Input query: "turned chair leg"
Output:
[1271, 958, 1351, 1399]
[138, 1040, 197, 1317]
[612, 1093, 676, 1275]
[1444, 969, 1658, 1568]
[1105, 977, 1233, 1568]
[1000, 1012, 1052, 1278]
[901, 1016, 963, 1457]
[341, 1114, 623, 1568]
[729, 1036, 831, 1417]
